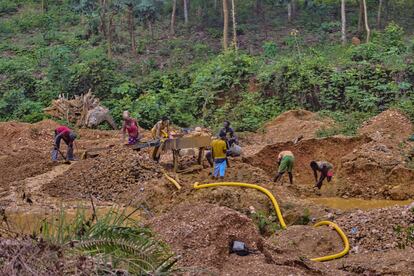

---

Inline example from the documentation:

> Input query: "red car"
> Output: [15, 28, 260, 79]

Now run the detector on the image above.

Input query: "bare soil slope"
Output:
[253, 109, 334, 144]
[245, 136, 369, 188]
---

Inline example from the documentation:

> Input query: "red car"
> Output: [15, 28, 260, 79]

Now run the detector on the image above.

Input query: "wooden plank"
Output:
[164, 135, 211, 150]
[173, 149, 179, 172]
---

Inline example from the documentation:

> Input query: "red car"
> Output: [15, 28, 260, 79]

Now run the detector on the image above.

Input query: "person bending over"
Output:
[310, 160, 334, 189]
[274, 150, 294, 185]
[52, 125, 77, 161]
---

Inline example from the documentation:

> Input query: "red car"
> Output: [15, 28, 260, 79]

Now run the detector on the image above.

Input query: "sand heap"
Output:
[358, 109, 413, 144]
[44, 146, 166, 203]
[253, 109, 334, 144]
[0, 120, 59, 155]
[339, 110, 414, 199]
[268, 225, 343, 258]
[149, 203, 335, 275]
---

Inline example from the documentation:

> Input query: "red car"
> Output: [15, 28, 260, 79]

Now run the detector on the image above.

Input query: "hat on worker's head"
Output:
[69, 131, 77, 141]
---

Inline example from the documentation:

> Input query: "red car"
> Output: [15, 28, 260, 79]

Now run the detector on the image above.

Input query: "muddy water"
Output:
[309, 197, 413, 211]
[3, 205, 141, 235]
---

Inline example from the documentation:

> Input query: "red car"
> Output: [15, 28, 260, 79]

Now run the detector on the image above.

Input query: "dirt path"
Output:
[1, 163, 75, 211]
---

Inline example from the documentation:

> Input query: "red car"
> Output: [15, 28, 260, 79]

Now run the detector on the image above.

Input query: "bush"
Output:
[215, 92, 281, 132]
[262, 41, 278, 59]
[0, 0, 18, 15]
[0, 90, 25, 120]
[381, 22, 406, 53]
[349, 43, 384, 62]
[393, 98, 414, 122]
[13, 100, 44, 123]
[316, 111, 374, 137]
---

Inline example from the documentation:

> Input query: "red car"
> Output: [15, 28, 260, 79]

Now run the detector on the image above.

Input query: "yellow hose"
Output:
[193, 182, 287, 229]
[310, 221, 350, 262]
[164, 173, 182, 190]
[193, 182, 350, 262]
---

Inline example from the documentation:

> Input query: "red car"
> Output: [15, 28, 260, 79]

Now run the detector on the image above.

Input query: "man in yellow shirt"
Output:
[211, 132, 228, 179]
[151, 116, 170, 139]
[151, 116, 170, 162]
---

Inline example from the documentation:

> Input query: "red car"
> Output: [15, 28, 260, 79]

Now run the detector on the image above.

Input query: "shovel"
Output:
[57, 148, 71, 164]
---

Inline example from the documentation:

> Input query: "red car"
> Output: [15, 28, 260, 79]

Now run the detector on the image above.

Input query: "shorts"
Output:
[278, 155, 294, 173]
[128, 136, 138, 145]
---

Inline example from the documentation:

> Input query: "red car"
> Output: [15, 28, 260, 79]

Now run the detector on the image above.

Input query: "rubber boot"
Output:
[67, 145, 75, 161]
[51, 148, 59, 161]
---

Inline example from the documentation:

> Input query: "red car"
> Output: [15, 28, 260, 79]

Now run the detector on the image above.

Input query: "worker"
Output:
[151, 116, 170, 140]
[310, 160, 334, 189]
[211, 132, 228, 179]
[151, 116, 170, 161]
[219, 120, 237, 147]
[274, 150, 294, 184]
[52, 125, 77, 161]
[121, 111, 140, 145]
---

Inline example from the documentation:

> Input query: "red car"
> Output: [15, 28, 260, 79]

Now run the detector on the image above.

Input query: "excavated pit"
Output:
[1, 110, 414, 275]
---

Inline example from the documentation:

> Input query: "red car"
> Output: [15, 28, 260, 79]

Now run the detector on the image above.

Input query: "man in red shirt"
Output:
[121, 111, 140, 145]
[52, 126, 77, 161]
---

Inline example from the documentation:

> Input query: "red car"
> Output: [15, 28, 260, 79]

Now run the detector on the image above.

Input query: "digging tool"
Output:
[56, 148, 71, 164]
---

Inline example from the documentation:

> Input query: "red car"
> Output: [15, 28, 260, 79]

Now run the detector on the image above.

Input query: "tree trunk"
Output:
[377, 0, 383, 29]
[183, 0, 189, 25]
[291, 0, 297, 19]
[287, 1, 292, 23]
[358, 0, 364, 33]
[231, 0, 237, 50]
[128, 5, 136, 55]
[341, 0, 346, 45]
[99, 0, 108, 38]
[148, 21, 154, 39]
[222, 0, 229, 50]
[107, 13, 114, 59]
[255, 0, 261, 17]
[362, 0, 370, 43]
[170, 0, 177, 36]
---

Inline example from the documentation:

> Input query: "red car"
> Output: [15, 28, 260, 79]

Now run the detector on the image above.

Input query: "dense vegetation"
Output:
[1, 0, 414, 132]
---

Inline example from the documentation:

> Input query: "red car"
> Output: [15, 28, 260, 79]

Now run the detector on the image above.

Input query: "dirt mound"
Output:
[253, 110, 334, 145]
[358, 109, 413, 144]
[335, 110, 414, 199]
[149, 203, 262, 272]
[268, 225, 343, 258]
[335, 205, 414, 253]
[149, 203, 341, 275]
[338, 141, 414, 199]
[44, 146, 165, 203]
[338, 110, 414, 199]
[0, 120, 59, 154]
[328, 248, 414, 275]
